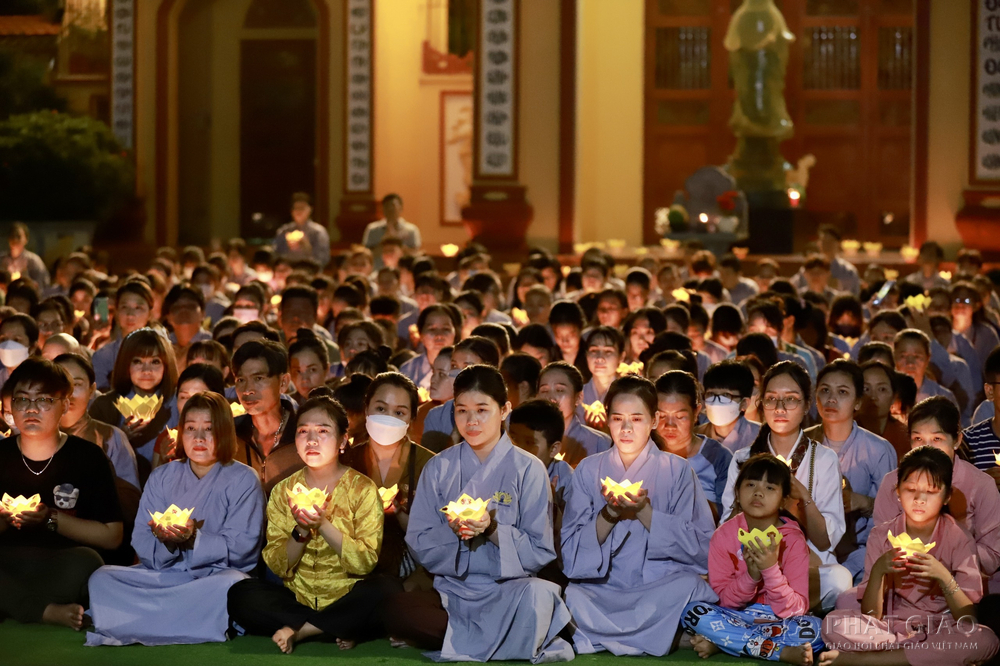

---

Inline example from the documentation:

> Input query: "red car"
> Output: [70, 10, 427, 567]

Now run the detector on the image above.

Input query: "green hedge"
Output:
[0, 111, 134, 222]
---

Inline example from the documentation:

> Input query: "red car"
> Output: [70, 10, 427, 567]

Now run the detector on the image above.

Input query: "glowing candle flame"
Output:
[2, 493, 40, 517]
[887, 530, 936, 557]
[440, 244, 460, 258]
[148, 504, 194, 529]
[114, 394, 163, 421]
[285, 482, 328, 515]
[378, 484, 399, 510]
[440, 493, 490, 521]
[601, 477, 643, 500]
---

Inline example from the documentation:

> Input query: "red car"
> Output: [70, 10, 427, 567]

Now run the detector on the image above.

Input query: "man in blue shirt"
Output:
[963, 347, 1000, 488]
[272, 192, 331, 268]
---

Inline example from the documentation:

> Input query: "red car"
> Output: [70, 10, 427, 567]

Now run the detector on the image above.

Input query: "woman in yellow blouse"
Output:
[227, 395, 397, 654]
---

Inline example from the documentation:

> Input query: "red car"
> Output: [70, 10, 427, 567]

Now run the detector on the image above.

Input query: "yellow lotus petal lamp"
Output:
[775, 454, 792, 467]
[440, 243, 460, 258]
[887, 530, 935, 557]
[617, 361, 644, 376]
[939, 270, 952, 282]
[115, 394, 164, 421]
[270, 294, 282, 307]
[993, 451, 1000, 466]
[417, 387, 431, 403]
[285, 230, 305, 243]
[2, 493, 41, 517]
[561, 265, 572, 278]
[149, 504, 194, 529]
[737, 525, 783, 549]
[841, 240, 860, 256]
[904, 294, 930, 312]
[74, 309, 86, 320]
[440, 493, 490, 522]
[660, 239, 681, 252]
[900, 245, 920, 263]
[285, 482, 328, 514]
[511, 308, 529, 327]
[583, 400, 606, 423]
[378, 484, 399, 510]
[863, 242, 883, 257]
[554, 452, 566, 462]
[9, 271, 19, 281]
[230, 401, 247, 417]
[601, 477, 643, 500]
[672, 288, 691, 303]
[884, 269, 900, 281]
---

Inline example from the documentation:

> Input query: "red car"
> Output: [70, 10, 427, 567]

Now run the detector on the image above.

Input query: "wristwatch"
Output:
[290, 526, 311, 543]
[46, 510, 59, 533]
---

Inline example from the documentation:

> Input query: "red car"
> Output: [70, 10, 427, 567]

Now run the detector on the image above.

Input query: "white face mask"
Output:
[366, 414, 408, 447]
[199, 283, 213, 299]
[704, 395, 741, 427]
[183, 266, 195, 280]
[3, 413, 14, 428]
[232, 307, 260, 324]
[0, 340, 29, 369]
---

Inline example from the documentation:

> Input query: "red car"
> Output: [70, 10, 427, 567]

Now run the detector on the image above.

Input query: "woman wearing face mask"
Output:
[85, 392, 264, 646]
[696, 360, 761, 455]
[0, 313, 39, 391]
[951, 281, 1000, 378]
[411, 347, 452, 444]
[342, 373, 434, 589]
[421, 336, 500, 453]
[92, 279, 154, 392]
[229, 284, 266, 326]
[803, 360, 896, 585]
[228, 395, 393, 654]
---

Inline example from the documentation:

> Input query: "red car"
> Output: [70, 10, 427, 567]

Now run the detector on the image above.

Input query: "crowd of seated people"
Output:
[5, 210, 1000, 665]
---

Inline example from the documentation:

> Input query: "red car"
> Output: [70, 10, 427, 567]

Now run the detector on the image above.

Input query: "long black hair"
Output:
[746, 361, 812, 459]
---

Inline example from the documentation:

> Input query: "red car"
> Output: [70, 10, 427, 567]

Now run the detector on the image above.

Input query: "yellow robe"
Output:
[264, 468, 384, 610]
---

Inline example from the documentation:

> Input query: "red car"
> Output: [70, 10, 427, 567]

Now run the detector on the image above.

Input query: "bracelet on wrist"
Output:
[943, 578, 961, 596]
[600, 505, 618, 523]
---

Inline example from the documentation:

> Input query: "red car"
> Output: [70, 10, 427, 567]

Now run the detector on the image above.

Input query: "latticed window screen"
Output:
[655, 28, 712, 90]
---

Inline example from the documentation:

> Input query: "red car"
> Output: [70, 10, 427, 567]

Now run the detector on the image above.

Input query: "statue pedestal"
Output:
[729, 137, 788, 193]
[745, 190, 799, 255]
[461, 184, 534, 253]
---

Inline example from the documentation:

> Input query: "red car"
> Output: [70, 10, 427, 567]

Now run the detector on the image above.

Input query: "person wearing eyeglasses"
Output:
[952, 282, 1000, 382]
[0, 358, 123, 631]
[721, 361, 851, 613]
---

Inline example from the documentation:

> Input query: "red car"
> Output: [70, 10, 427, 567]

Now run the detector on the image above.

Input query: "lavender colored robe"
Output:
[85, 459, 264, 646]
[405, 433, 573, 662]
[561, 440, 717, 656]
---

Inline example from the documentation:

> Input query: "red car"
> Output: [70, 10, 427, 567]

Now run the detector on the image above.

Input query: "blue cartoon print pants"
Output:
[681, 602, 824, 661]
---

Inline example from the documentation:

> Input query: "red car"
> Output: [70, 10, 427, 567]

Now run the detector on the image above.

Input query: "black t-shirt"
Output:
[0, 435, 123, 549]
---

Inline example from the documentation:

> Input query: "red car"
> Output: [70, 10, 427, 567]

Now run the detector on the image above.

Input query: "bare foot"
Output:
[272, 626, 296, 654]
[390, 637, 412, 648]
[691, 634, 721, 659]
[41, 603, 85, 631]
[780, 643, 814, 666]
[818, 649, 841, 666]
[336, 638, 356, 650]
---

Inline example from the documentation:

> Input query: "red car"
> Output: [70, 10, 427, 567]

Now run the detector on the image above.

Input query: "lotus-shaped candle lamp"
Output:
[905, 294, 930, 312]
[270, 294, 282, 307]
[230, 401, 246, 417]
[9, 271, 19, 281]
[863, 242, 883, 257]
[74, 309, 87, 320]
[660, 239, 681, 252]
[511, 308, 529, 327]
[115, 394, 163, 421]
[417, 387, 431, 403]
[554, 452, 566, 462]
[285, 230, 305, 244]
[583, 400, 606, 423]
[737, 525, 783, 549]
[149, 504, 194, 529]
[440, 493, 490, 522]
[775, 454, 792, 467]
[601, 477, 643, 500]
[378, 484, 399, 510]
[2, 493, 41, 517]
[939, 270, 952, 282]
[887, 530, 935, 556]
[440, 243, 460, 258]
[884, 269, 899, 281]
[561, 265, 572, 278]
[900, 245, 920, 263]
[671, 288, 691, 303]
[285, 482, 328, 515]
[993, 451, 1000, 466]
[841, 240, 861, 255]
[616, 361, 644, 376]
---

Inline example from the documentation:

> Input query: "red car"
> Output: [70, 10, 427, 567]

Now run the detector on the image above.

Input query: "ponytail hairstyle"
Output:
[745, 360, 812, 459]
[653, 370, 701, 411]
[731, 453, 793, 515]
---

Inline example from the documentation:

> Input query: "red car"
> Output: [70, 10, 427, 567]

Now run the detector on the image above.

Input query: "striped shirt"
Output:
[963, 418, 1000, 471]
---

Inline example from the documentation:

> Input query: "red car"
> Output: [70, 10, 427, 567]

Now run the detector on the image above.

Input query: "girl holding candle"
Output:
[720, 361, 852, 613]
[341, 372, 434, 587]
[227, 395, 391, 654]
[536, 361, 612, 467]
[387, 365, 573, 661]
[287, 329, 330, 402]
[871, 396, 1000, 596]
[561, 375, 716, 656]
[85, 392, 263, 646]
[681, 454, 823, 664]
[88, 328, 178, 475]
[91, 279, 155, 391]
[821, 446, 999, 665]
[577, 326, 626, 430]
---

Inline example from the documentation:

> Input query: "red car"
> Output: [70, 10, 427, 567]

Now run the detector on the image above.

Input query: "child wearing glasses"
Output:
[721, 361, 851, 613]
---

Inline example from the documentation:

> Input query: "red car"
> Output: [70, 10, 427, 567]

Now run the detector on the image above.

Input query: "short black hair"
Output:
[549, 301, 586, 329]
[663, 304, 691, 331]
[858, 341, 894, 366]
[987, 347, 1000, 383]
[509, 399, 565, 448]
[897, 445, 953, 497]
[514, 324, 556, 361]
[280, 284, 319, 312]
[369, 295, 402, 319]
[702, 360, 754, 398]
[470, 322, 511, 357]
[734, 332, 779, 368]
[232, 339, 288, 377]
[7, 357, 72, 399]
[1, 313, 39, 347]
[500, 353, 543, 392]
[710, 304, 745, 336]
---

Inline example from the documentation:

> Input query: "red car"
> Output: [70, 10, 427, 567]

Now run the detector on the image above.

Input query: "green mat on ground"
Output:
[0, 622, 744, 666]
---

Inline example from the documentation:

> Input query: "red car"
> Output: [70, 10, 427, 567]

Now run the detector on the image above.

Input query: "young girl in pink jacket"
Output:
[682, 453, 823, 664]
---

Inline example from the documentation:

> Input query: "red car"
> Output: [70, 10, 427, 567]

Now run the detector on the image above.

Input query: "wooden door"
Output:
[644, 0, 916, 248]
[240, 39, 317, 240]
